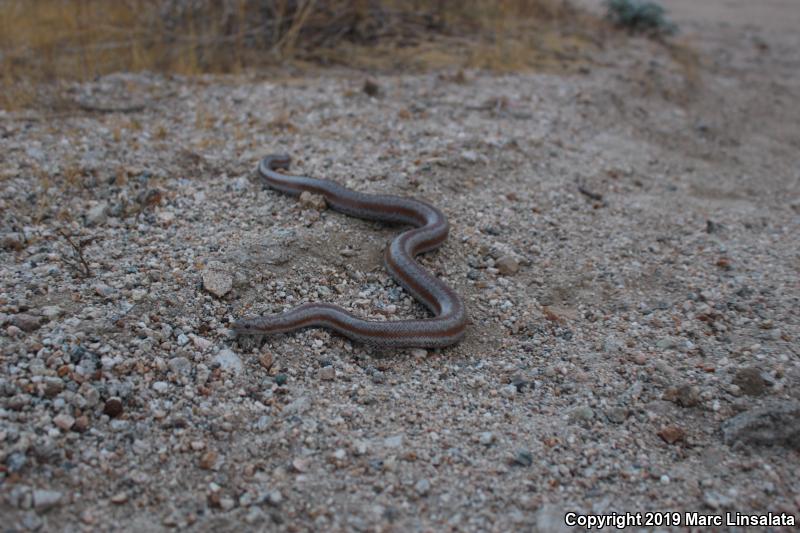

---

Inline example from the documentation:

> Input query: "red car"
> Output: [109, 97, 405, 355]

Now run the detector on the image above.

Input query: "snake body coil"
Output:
[234, 155, 467, 348]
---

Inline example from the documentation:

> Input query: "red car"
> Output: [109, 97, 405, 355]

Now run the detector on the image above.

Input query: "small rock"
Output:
[569, 406, 594, 422]
[40, 306, 63, 319]
[21, 512, 43, 530]
[1, 233, 25, 251]
[259, 352, 273, 370]
[157, 210, 175, 226]
[267, 490, 283, 505]
[6, 451, 27, 472]
[292, 457, 310, 473]
[319, 366, 335, 381]
[213, 349, 243, 374]
[283, 395, 311, 415]
[168, 356, 192, 377]
[479, 432, 495, 445]
[384, 435, 404, 448]
[721, 400, 800, 450]
[110, 492, 129, 504]
[199, 450, 219, 470]
[606, 407, 629, 424]
[202, 268, 233, 298]
[733, 367, 768, 396]
[73, 415, 90, 432]
[94, 283, 117, 299]
[274, 373, 288, 386]
[176, 333, 189, 346]
[363, 79, 380, 96]
[414, 478, 431, 496]
[500, 384, 517, 398]
[11, 313, 41, 332]
[219, 497, 235, 511]
[658, 425, 685, 444]
[664, 384, 701, 407]
[299, 191, 326, 210]
[495, 255, 520, 275]
[190, 334, 213, 351]
[32, 489, 63, 511]
[103, 397, 124, 417]
[511, 449, 533, 467]
[152, 381, 169, 394]
[410, 348, 427, 358]
[703, 490, 734, 509]
[53, 413, 75, 431]
[41, 377, 64, 398]
[86, 202, 108, 226]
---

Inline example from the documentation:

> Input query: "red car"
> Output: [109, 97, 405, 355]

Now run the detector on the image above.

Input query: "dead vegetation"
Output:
[0, 0, 603, 108]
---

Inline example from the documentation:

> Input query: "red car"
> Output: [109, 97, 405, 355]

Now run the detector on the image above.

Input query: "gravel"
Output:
[1, 7, 799, 530]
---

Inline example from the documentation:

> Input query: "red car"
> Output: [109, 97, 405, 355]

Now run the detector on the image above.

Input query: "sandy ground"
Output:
[1, 1, 799, 532]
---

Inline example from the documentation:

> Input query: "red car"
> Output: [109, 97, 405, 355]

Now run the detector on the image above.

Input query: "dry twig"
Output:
[57, 229, 99, 277]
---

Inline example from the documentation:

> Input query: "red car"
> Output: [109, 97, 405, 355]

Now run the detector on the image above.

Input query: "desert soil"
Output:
[1, 0, 799, 531]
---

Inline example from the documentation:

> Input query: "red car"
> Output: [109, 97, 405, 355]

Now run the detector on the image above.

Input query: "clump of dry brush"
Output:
[0, 0, 589, 107]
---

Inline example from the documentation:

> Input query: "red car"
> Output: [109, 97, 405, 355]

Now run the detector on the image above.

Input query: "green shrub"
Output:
[605, 0, 677, 35]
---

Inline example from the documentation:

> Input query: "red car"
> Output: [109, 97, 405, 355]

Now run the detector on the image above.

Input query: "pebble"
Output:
[511, 449, 533, 467]
[363, 79, 381, 96]
[202, 268, 232, 298]
[93, 283, 117, 298]
[42, 377, 64, 398]
[267, 490, 283, 505]
[384, 435, 404, 448]
[658, 425, 685, 444]
[664, 384, 700, 407]
[103, 397, 124, 417]
[199, 450, 218, 470]
[259, 352, 273, 369]
[319, 366, 336, 381]
[500, 384, 517, 398]
[11, 313, 41, 332]
[53, 413, 75, 431]
[495, 255, 520, 275]
[78, 381, 100, 407]
[284, 395, 311, 415]
[40, 306, 63, 319]
[569, 406, 594, 422]
[213, 349, 243, 374]
[299, 191, 327, 210]
[732, 367, 768, 396]
[410, 348, 427, 358]
[32, 489, 63, 511]
[190, 334, 213, 351]
[479, 432, 495, 445]
[85, 202, 108, 225]
[168, 356, 192, 376]
[110, 492, 129, 504]
[152, 381, 169, 394]
[414, 478, 431, 496]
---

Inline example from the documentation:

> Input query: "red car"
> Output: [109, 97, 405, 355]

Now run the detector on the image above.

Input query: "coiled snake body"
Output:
[234, 154, 467, 348]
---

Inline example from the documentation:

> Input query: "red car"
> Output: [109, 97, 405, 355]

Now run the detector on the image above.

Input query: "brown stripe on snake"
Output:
[233, 154, 467, 348]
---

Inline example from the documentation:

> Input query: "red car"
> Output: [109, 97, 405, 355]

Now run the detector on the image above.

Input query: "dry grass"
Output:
[0, 0, 603, 109]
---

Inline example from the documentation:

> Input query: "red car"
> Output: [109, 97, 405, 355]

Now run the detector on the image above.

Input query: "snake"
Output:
[233, 154, 467, 348]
